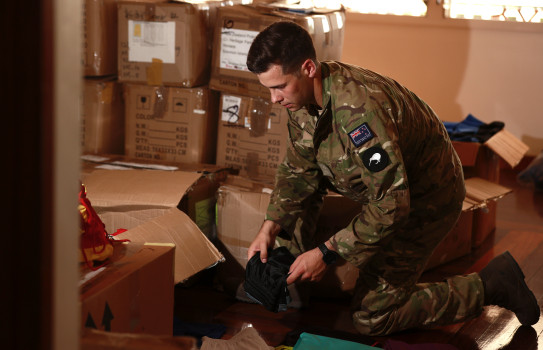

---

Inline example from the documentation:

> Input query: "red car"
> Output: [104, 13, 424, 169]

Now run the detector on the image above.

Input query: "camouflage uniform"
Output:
[266, 61, 485, 335]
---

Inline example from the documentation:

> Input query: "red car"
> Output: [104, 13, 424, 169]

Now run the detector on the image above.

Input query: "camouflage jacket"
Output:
[266, 61, 463, 267]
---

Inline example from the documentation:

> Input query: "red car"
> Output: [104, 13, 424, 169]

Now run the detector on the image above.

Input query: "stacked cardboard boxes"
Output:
[82, 0, 125, 155]
[452, 129, 529, 248]
[211, 3, 345, 181]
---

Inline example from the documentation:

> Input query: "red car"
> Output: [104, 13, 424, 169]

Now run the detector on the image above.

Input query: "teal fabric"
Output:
[293, 332, 380, 350]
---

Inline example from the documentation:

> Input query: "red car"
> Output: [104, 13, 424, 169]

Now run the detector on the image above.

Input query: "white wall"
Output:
[341, 9, 543, 156]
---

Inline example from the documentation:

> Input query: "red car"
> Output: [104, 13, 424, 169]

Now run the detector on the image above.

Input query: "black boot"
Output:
[479, 251, 540, 326]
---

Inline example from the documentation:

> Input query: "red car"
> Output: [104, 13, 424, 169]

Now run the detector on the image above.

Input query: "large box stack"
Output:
[452, 129, 529, 247]
[82, 0, 125, 155]
[211, 3, 345, 181]
[82, 77, 125, 155]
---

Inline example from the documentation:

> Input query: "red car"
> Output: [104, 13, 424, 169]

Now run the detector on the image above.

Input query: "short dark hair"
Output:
[246, 21, 317, 75]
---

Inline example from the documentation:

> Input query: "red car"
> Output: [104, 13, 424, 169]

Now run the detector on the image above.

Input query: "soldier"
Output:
[245, 21, 539, 336]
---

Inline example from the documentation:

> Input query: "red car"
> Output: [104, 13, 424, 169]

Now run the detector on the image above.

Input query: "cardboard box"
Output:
[464, 177, 512, 247]
[80, 242, 175, 334]
[216, 175, 512, 295]
[81, 329, 196, 350]
[81, 329, 197, 350]
[453, 129, 530, 182]
[452, 130, 526, 248]
[117, 1, 209, 87]
[82, 164, 229, 239]
[83, 0, 119, 76]
[82, 77, 125, 155]
[209, 4, 345, 98]
[215, 176, 359, 298]
[215, 92, 289, 181]
[115, 208, 224, 283]
[123, 83, 219, 164]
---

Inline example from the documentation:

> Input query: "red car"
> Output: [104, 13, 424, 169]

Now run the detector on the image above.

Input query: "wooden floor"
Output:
[174, 166, 543, 349]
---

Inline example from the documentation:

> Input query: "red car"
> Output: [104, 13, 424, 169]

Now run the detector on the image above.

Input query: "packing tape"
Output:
[248, 97, 271, 137]
[152, 86, 168, 119]
[99, 82, 114, 105]
[147, 58, 163, 86]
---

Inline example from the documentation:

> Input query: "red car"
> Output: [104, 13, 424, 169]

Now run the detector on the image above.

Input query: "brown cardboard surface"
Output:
[84, 0, 118, 76]
[209, 4, 345, 98]
[80, 242, 175, 334]
[83, 166, 227, 239]
[452, 128, 529, 181]
[117, 1, 209, 87]
[464, 177, 512, 207]
[216, 92, 289, 182]
[216, 176, 512, 293]
[116, 208, 224, 283]
[215, 178, 360, 297]
[485, 129, 530, 168]
[123, 83, 219, 164]
[465, 177, 512, 247]
[82, 77, 125, 155]
[81, 329, 197, 350]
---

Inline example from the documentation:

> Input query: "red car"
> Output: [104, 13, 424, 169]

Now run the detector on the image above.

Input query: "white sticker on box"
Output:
[219, 28, 258, 71]
[128, 20, 176, 64]
[221, 95, 242, 123]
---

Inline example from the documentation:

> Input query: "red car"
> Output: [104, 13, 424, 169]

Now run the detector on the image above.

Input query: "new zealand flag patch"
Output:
[348, 123, 374, 147]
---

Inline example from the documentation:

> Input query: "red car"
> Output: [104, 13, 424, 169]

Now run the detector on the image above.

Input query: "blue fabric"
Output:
[293, 332, 380, 350]
[443, 114, 485, 142]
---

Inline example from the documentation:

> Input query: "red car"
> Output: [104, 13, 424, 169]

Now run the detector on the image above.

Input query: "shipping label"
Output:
[128, 20, 176, 63]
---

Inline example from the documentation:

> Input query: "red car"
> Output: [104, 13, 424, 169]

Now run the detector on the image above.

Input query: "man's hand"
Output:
[248, 220, 282, 263]
[286, 247, 328, 285]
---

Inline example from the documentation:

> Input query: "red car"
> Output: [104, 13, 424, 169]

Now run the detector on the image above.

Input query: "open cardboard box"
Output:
[452, 129, 529, 182]
[216, 176, 512, 297]
[80, 154, 230, 238]
[80, 242, 175, 335]
[82, 167, 225, 284]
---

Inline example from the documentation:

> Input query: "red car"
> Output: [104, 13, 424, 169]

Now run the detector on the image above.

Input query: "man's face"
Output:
[256, 63, 313, 112]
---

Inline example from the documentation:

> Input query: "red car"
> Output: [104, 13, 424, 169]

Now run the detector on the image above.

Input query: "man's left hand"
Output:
[286, 247, 327, 285]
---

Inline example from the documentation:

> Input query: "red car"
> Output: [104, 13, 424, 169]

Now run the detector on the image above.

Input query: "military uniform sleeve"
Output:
[265, 116, 327, 236]
[329, 88, 410, 269]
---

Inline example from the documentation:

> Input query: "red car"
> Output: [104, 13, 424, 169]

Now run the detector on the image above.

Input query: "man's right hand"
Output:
[247, 220, 282, 263]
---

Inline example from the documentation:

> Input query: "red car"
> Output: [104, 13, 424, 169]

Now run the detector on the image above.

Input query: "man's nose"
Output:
[270, 90, 283, 104]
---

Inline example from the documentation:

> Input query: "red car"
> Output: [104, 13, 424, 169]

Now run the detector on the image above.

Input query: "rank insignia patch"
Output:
[348, 123, 374, 147]
[362, 146, 390, 172]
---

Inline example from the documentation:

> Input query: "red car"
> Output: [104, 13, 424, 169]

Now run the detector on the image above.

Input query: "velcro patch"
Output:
[348, 123, 374, 147]
[362, 147, 390, 172]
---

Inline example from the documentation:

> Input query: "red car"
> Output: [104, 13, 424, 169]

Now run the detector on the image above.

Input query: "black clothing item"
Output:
[479, 251, 540, 326]
[244, 247, 295, 313]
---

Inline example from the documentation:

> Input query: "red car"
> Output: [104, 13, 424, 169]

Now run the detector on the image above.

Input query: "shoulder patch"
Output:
[348, 123, 374, 147]
[362, 147, 390, 172]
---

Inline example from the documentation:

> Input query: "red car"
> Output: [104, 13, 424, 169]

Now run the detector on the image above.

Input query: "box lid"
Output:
[484, 129, 529, 168]
[84, 169, 202, 209]
[464, 177, 512, 210]
[118, 208, 224, 283]
[452, 129, 529, 168]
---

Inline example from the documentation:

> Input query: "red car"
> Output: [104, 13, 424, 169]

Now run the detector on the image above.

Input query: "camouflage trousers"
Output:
[276, 181, 485, 336]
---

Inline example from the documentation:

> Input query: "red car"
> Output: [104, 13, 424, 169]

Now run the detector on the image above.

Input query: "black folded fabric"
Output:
[244, 247, 295, 313]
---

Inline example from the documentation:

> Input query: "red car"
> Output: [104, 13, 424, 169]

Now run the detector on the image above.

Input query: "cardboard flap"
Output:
[84, 170, 202, 209]
[484, 129, 529, 168]
[119, 208, 224, 284]
[465, 177, 512, 209]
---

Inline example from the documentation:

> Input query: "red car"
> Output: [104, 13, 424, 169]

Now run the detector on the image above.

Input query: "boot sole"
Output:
[502, 251, 540, 325]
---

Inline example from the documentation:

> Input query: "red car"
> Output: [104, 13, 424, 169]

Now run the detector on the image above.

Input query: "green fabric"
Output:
[293, 332, 380, 350]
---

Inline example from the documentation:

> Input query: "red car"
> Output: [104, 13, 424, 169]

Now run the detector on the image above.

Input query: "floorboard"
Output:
[174, 167, 543, 349]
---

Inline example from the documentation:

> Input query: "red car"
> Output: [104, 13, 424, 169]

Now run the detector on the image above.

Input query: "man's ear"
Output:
[301, 59, 317, 78]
